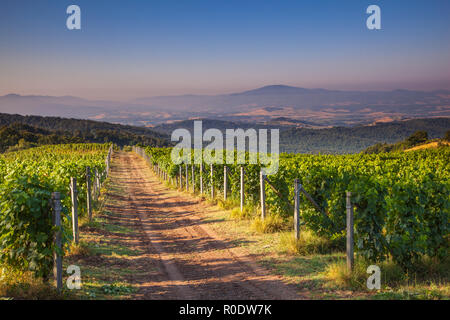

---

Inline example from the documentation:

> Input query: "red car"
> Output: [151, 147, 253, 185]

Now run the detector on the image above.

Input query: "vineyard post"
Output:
[240, 166, 244, 212]
[52, 192, 63, 292]
[224, 165, 228, 201]
[185, 164, 189, 192]
[192, 164, 195, 193]
[260, 170, 266, 220]
[70, 177, 79, 245]
[92, 170, 97, 201]
[95, 168, 100, 199]
[346, 191, 354, 271]
[200, 163, 203, 194]
[86, 167, 92, 221]
[210, 164, 214, 199]
[294, 179, 300, 240]
[179, 166, 182, 189]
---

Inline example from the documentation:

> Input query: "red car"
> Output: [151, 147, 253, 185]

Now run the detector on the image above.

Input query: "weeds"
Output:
[66, 241, 93, 257]
[251, 215, 287, 233]
[0, 265, 72, 300]
[324, 256, 450, 299]
[279, 230, 343, 255]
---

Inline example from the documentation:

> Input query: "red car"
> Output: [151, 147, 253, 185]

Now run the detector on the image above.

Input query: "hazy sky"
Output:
[1, 0, 449, 100]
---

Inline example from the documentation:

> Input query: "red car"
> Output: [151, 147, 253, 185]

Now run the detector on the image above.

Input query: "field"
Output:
[0, 144, 111, 284]
[0, 143, 448, 299]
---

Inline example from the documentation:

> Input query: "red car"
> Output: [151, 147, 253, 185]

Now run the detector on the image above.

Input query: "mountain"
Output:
[231, 85, 335, 96]
[1, 86, 449, 127]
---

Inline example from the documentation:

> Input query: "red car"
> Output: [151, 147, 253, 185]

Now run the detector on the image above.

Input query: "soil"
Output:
[104, 151, 303, 300]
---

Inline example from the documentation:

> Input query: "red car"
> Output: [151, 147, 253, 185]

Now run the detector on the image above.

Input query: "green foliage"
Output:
[0, 113, 171, 152]
[364, 130, 432, 154]
[0, 173, 55, 278]
[444, 130, 450, 142]
[0, 143, 110, 277]
[142, 146, 449, 270]
[406, 130, 428, 146]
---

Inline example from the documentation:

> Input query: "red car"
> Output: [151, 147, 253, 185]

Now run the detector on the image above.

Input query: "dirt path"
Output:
[106, 151, 302, 300]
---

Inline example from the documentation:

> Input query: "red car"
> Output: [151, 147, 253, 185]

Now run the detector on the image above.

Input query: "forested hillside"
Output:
[0, 113, 171, 153]
[153, 117, 450, 154]
[280, 118, 450, 153]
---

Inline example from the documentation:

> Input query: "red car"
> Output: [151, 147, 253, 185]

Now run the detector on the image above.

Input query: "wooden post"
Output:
[210, 164, 214, 199]
[95, 168, 100, 199]
[185, 164, 189, 191]
[192, 164, 195, 193]
[52, 192, 63, 292]
[200, 163, 203, 194]
[346, 191, 354, 271]
[179, 166, 182, 189]
[260, 171, 266, 220]
[86, 167, 92, 221]
[223, 166, 228, 201]
[294, 179, 300, 240]
[240, 166, 244, 212]
[92, 169, 97, 200]
[70, 178, 79, 244]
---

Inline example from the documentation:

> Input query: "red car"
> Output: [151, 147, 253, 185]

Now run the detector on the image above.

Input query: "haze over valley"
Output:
[1, 85, 449, 128]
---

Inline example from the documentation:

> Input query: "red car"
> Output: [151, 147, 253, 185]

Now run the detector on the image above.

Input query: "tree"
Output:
[406, 130, 428, 146]
[444, 130, 450, 142]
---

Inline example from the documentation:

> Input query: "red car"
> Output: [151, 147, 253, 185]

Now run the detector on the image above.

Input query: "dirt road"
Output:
[105, 151, 301, 299]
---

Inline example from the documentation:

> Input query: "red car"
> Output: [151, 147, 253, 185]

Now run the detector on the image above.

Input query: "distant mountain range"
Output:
[1, 85, 449, 127]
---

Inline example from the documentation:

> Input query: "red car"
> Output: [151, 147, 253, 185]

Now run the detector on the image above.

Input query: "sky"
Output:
[0, 0, 449, 100]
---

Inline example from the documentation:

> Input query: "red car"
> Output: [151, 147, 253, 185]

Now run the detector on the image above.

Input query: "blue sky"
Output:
[1, 0, 449, 99]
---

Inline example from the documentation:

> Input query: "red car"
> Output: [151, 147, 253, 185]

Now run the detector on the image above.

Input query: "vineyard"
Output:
[136, 146, 449, 270]
[0, 144, 112, 279]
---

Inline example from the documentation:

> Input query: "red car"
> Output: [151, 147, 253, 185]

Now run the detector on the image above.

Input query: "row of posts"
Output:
[51, 145, 113, 291]
[133, 146, 355, 272]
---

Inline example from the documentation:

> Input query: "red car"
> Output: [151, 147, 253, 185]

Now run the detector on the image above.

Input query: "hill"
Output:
[0, 113, 171, 153]
[363, 129, 450, 154]
[153, 117, 450, 154]
[2, 85, 449, 127]
[282, 118, 450, 154]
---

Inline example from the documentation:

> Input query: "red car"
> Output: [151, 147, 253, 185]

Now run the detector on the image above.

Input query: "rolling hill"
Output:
[1, 85, 449, 127]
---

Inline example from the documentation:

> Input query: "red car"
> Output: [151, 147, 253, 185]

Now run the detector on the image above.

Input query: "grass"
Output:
[251, 215, 288, 233]
[230, 206, 254, 220]
[279, 230, 343, 255]
[66, 241, 93, 257]
[323, 256, 450, 299]
[62, 178, 142, 300]
[0, 266, 74, 300]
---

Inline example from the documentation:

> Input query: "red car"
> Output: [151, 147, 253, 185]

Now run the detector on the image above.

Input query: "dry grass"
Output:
[251, 215, 287, 233]
[0, 266, 71, 300]
[324, 256, 450, 299]
[230, 206, 254, 220]
[66, 241, 93, 257]
[279, 230, 343, 255]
